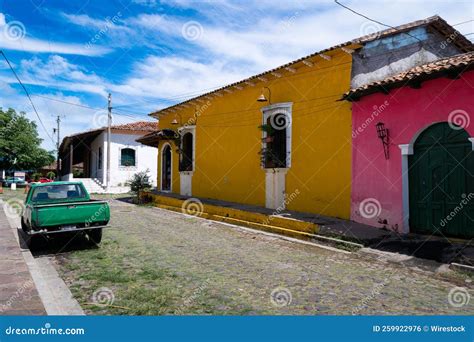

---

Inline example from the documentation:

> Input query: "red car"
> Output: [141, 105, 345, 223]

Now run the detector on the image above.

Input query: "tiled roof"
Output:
[150, 15, 473, 117]
[344, 51, 474, 100]
[111, 121, 156, 131]
[59, 121, 157, 152]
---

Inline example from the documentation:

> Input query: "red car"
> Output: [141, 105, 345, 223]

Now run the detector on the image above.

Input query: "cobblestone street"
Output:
[51, 198, 473, 315]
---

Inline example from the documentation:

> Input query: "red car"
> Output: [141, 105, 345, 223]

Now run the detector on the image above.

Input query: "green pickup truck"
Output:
[21, 181, 110, 247]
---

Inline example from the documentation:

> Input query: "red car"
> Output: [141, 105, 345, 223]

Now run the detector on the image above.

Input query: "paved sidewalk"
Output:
[0, 205, 46, 315]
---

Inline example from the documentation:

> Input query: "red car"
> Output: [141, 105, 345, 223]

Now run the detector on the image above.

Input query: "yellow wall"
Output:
[155, 47, 354, 219]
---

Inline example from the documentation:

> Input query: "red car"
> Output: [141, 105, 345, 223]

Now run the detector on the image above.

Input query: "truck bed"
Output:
[32, 200, 109, 229]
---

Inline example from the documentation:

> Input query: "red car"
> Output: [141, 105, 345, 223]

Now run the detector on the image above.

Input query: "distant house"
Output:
[59, 122, 157, 193]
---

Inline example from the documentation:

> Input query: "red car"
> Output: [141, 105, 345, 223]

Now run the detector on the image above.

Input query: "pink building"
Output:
[345, 52, 474, 238]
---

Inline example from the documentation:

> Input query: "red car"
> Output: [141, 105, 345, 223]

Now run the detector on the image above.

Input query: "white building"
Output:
[59, 122, 157, 193]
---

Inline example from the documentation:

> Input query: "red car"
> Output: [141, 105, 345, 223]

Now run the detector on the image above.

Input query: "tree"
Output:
[0, 108, 55, 171]
[127, 169, 152, 203]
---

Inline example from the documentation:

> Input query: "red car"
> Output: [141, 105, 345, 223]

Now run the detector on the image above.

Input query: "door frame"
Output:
[160, 142, 172, 192]
[398, 122, 474, 234]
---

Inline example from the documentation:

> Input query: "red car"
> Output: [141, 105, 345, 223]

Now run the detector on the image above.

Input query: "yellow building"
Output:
[139, 42, 360, 220]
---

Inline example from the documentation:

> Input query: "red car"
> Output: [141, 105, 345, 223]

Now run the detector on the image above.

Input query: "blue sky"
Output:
[0, 0, 473, 150]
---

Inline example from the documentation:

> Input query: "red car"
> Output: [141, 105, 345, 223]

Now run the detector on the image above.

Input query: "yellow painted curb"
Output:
[142, 192, 319, 237]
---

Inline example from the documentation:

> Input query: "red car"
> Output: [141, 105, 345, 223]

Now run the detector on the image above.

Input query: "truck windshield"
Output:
[31, 184, 86, 202]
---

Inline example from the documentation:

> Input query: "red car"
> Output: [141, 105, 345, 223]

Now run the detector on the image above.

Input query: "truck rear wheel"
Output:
[26, 235, 38, 250]
[88, 228, 103, 244]
[21, 218, 28, 232]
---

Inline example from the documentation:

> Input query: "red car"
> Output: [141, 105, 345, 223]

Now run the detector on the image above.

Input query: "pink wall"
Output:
[351, 70, 474, 232]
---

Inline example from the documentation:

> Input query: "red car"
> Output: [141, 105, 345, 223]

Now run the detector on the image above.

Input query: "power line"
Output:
[0, 50, 56, 145]
[453, 19, 474, 26]
[333, 0, 440, 50]
[32, 94, 150, 120]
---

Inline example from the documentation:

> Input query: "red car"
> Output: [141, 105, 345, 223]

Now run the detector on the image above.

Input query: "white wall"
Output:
[87, 131, 157, 188]
[109, 133, 157, 187]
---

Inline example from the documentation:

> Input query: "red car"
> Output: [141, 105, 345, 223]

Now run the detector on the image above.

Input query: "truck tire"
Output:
[88, 228, 103, 244]
[26, 235, 38, 250]
[21, 218, 28, 232]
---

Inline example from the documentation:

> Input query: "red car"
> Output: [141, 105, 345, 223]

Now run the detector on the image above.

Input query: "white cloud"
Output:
[0, 12, 112, 56]
[111, 56, 251, 100]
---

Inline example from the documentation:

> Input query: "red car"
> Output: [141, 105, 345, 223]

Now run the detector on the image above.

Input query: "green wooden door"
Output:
[409, 123, 474, 238]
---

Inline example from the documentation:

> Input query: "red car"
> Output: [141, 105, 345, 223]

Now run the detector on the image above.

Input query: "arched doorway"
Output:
[409, 122, 474, 238]
[161, 144, 172, 191]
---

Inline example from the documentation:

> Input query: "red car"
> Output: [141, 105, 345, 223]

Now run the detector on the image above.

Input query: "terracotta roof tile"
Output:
[111, 121, 157, 131]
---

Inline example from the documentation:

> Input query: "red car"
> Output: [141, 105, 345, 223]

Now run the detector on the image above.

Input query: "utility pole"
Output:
[106, 93, 112, 192]
[53, 115, 61, 180]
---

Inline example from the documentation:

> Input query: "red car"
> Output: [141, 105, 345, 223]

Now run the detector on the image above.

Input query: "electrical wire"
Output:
[0, 50, 56, 144]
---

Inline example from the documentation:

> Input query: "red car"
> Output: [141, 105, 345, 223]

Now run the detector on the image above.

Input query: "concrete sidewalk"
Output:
[0, 205, 46, 315]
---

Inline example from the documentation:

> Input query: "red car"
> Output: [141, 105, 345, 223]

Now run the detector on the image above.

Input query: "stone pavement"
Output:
[57, 199, 474, 315]
[0, 204, 46, 315]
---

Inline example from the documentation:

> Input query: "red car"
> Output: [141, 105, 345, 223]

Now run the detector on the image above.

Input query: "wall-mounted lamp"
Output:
[257, 87, 271, 104]
[375, 122, 389, 159]
[171, 113, 182, 125]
